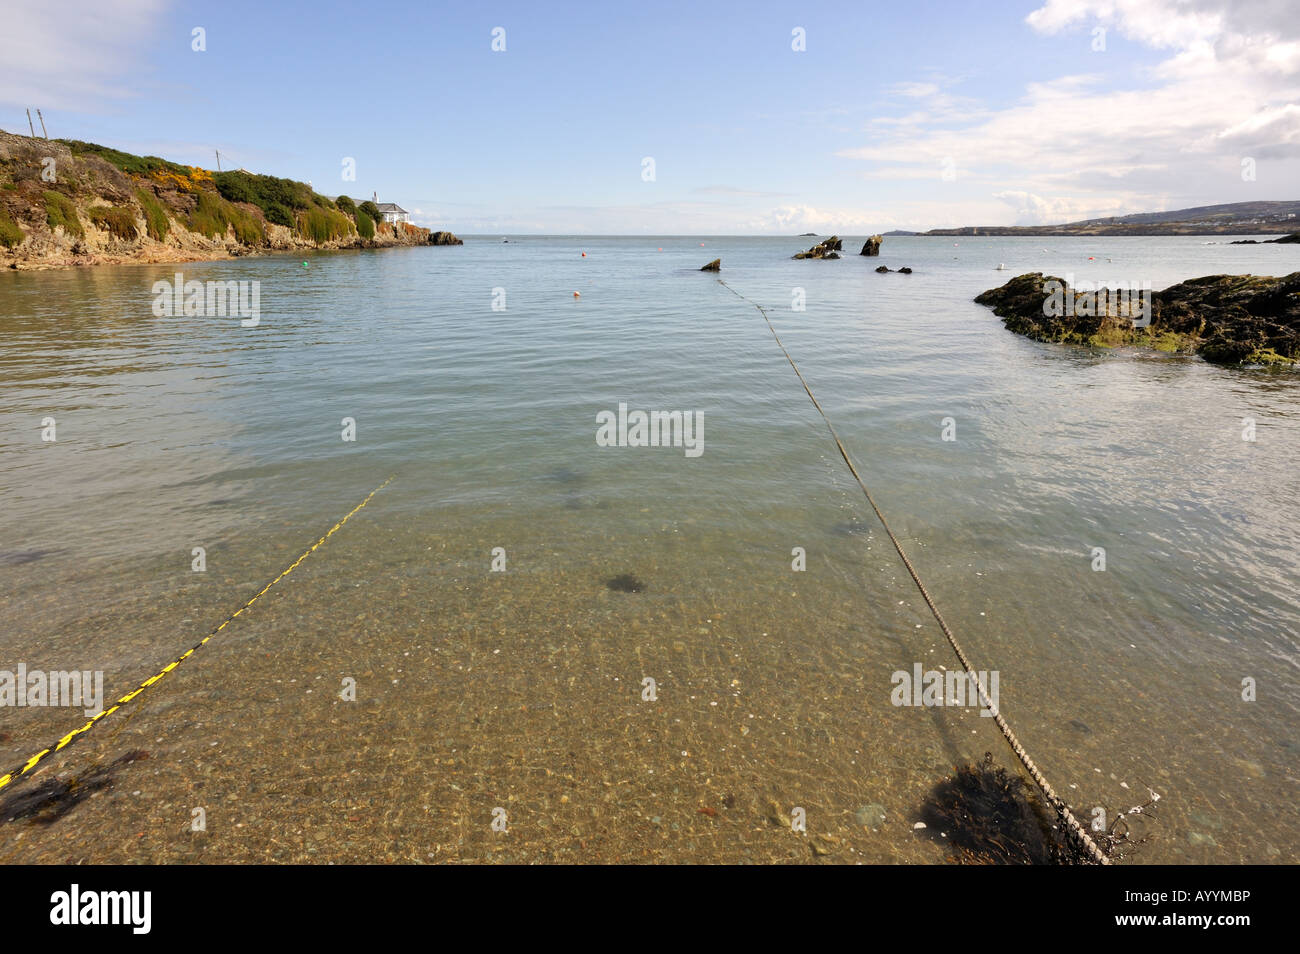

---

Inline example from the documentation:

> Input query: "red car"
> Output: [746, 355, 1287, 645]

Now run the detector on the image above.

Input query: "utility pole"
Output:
[36, 109, 47, 138]
[214, 149, 222, 172]
[26, 108, 35, 138]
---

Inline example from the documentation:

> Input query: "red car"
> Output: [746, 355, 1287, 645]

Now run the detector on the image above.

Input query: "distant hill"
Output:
[925, 200, 1300, 236]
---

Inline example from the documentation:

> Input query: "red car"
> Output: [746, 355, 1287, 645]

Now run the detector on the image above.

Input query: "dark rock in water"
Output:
[0, 548, 55, 566]
[875, 265, 890, 273]
[543, 467, 585, 485]
[1230, 232, 1299, 245]
[824, 251, 840, 259]
[606, 573, 647, 593]
[1068, 719, 1091, 734]
[861, 234, 883, 256]
[800, 232, 817, 236]
[428, 230, 463, 246]
[975, 271, 1300, 365]
[699, 258, 721, 272]
[898, 266, 913, 273]
[831, 521, 872, 536]
[793, 236, 843, 260]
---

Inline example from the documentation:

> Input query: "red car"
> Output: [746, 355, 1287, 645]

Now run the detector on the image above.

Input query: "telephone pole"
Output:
[214, 149, 222, 172]
[36, 109, 47, 138]
[26, 109, 35, 138]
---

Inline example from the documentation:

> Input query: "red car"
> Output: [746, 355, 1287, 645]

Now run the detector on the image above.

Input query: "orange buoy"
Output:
[581, 252, 586, 257]
[573, 291, 580, 298]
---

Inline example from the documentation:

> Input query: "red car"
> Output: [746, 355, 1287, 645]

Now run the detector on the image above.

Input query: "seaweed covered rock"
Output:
[793, 235, 843, 259]
[860, 234, 882, 256]
[974, 271, 1300, 365]
[1230, 232, 1299, 245]
[699, 258, 720, 271]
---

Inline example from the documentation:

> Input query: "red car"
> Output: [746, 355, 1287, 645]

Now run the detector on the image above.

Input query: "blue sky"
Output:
[3, 0, 1297, 232]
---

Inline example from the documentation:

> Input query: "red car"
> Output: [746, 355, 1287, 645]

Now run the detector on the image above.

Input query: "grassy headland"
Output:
[0, 129, 460, 269]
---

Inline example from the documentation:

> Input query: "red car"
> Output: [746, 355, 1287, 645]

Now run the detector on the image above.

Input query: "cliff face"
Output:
[0, 130, 459, 269]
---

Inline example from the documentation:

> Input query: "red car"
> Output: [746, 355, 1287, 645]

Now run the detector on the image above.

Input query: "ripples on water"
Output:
[0, 236, 1295, 863]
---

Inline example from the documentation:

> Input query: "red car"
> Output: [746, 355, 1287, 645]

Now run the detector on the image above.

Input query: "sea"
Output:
[0, 234, 1295, 863]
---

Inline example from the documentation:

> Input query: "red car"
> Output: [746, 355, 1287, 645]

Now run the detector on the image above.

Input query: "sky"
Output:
[2, 0, 1298, 233]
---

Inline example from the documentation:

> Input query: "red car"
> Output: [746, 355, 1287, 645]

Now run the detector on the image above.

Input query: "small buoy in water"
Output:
[658, 247, 662, 251]
[302, 261, 309, 267]
[573, 291, 580, 298]
[581, 252, 586, 257]
[1088, 256, 1095, 260]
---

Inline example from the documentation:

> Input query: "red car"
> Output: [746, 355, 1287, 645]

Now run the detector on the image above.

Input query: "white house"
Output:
[374, 202, 409, 225]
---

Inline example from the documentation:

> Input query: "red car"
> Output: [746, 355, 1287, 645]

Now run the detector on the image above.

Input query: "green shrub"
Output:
[0, 208, 24, 247]
[136, 188, 170, 241]
[296, 206, 353, 244]
[229, 206, 264, 245]
[89, 205, 138, 240]
[59, 139, 191, 178]
[187, 190, 264, 245]
[359, 200, 382, 223]
[44, 191, 84, 237]
[187, 191, 227, 238]
[335, 194, 356, 216]
[354, 209, 375, 239]
[265, 203, 294, 228]
[213, 170, 315, 213]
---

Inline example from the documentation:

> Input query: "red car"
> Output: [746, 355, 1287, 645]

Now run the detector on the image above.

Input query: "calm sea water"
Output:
[0, 235, 1296, 863]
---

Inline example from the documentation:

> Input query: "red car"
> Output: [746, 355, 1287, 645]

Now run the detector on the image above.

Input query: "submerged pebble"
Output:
[856, 803, 887, 830]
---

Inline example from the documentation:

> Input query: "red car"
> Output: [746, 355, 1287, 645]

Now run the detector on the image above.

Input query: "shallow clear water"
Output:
[0, 235, 1296, 863]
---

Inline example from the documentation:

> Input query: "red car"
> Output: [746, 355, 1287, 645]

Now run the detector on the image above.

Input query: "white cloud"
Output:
[0, 0, 168, 110]
[991, 189, 1140, 224]
[833, 0, 1300, 226]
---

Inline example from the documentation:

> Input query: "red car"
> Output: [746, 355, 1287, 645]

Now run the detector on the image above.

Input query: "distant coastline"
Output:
[891, 200, 1300, 238]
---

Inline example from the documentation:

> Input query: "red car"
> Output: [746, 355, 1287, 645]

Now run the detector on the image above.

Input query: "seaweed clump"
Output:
[0, 750, 149, 827]
[918, 752, 1147, 865]
[605, 573, 647, 594]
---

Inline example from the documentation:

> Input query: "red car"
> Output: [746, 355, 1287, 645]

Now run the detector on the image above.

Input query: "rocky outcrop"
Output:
[975, 271, 1300, 365]
[860, 235, 882, 256]
[793, 236, 842, 259]
[873, 265, 912, 273]
[0, 128, 462, 269]
[1230, 233, 1300, 245]
[699, 258, 720, 271]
